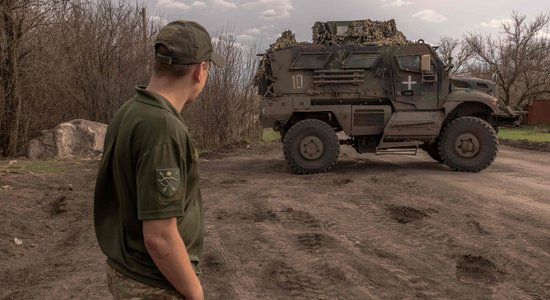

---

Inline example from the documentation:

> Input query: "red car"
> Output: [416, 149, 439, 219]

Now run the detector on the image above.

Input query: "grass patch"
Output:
[262, 129, 280, 142]
[0, 160, 65, 174]
[498, 125, 550, 142]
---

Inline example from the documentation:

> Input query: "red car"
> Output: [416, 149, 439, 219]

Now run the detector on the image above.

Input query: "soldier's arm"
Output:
[143, 217, 204, 300]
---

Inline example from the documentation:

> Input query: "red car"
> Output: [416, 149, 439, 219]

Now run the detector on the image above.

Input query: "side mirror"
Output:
[420, 54, 437, 83]
[421, 54, 431, 72]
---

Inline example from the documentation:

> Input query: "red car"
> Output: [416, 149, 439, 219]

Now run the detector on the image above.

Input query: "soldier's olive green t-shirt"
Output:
[94, 86, 204, 290]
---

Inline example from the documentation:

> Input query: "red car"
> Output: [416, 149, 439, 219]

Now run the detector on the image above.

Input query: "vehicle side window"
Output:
[396, 55, 421, 73]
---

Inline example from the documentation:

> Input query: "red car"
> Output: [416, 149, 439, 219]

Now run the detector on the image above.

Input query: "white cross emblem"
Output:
[402, 75, 417, 90]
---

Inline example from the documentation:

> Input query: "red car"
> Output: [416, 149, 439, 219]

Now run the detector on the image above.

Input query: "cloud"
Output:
[212, 36, 246, 50]
[480, 18, 514, 28]
[243, 0, 293, 20]
[383, 0, 412, 7]
[157, 0, 190, 10]
[156, 0, 208, 10]
[412, 9, 447, 23]
[260, 8, 291, 20]
[245, 28, 261, 35]
[536, 30, 550, 40]
[214, 0, 237, 8]
[237, 34, 255, 40]
[244, 25, 275, 35]
[192, 1, 207, 8]
[149, 15, 169, 26]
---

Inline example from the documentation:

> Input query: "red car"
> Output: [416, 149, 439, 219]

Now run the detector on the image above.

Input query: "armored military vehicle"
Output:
[257, 20, 519, 174]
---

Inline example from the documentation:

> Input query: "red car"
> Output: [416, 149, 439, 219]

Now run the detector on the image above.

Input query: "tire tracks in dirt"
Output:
[103, 143, 550, 299]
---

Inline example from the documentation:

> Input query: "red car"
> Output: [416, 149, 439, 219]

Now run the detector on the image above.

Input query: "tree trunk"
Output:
[0, 3, 23, 156]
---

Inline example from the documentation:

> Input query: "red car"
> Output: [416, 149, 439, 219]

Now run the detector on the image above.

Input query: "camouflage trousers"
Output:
[106, 264, 184, 300]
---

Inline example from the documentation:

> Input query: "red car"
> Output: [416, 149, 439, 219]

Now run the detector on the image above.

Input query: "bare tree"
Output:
[0, 0, 162, 156]
[0, 0, 68, 156]
[437, 36, 473, 76]
[0, 1, 261, 157]
[183, 29, 262, 149]
[464, 12, 550, 107]
[57, 0, 159, 123]
[517, 32, 550, 106]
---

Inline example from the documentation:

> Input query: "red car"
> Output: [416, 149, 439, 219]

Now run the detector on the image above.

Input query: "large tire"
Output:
[279, 128, 287, 142]
[438, 116, 498, 172]
[283, 119, 340, 174]
[422, 140, 443, 163]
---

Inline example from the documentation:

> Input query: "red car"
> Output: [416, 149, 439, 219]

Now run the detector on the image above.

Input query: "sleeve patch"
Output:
[156, 168, 181, 197]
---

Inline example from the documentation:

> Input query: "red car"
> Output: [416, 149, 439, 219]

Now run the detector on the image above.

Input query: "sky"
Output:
[143, 0, 550, 49]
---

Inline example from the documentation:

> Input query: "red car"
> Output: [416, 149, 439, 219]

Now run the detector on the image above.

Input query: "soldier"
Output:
[94, 20, 224, 299]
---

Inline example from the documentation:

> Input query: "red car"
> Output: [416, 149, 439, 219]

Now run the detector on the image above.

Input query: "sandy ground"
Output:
[0, 142, 549, 299]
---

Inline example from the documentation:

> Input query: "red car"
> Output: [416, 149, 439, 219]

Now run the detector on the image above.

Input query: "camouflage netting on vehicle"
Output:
[253, 30, 310, 86]
[253, 19, 410, 87]
[270, 30, 311, 51]
[312, 19, 409, 46]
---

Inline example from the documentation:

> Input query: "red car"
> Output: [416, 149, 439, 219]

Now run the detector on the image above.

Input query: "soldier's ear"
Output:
[192, 64, 200, 83]
[192, 62, 208, 83]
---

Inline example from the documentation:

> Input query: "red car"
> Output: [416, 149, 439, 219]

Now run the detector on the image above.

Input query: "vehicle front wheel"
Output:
[283, 119, 340, 174]
[438, 116, 498, 172]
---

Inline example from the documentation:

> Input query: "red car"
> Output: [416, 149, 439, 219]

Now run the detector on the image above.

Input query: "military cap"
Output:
[154, 20, 225, 67]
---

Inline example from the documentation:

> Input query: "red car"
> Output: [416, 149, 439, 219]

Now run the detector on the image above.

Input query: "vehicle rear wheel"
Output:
[438, 116, 498, 172]
[283, 119, 340, 174]
[423, 141, 443, 163]
[279, 128, 287, 142]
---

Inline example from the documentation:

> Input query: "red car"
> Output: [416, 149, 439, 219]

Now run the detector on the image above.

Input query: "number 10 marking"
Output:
[292, 75, 303, 89]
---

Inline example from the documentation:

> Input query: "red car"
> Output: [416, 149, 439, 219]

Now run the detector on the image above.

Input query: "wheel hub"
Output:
[454, 133, 480, 158]
[300, 136, 324, 160]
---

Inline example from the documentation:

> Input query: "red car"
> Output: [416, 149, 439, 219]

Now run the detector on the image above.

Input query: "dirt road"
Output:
[1, 143, 549, 299]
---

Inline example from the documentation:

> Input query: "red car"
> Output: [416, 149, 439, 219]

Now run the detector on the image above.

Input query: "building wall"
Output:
[526, 100, 550, 125]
